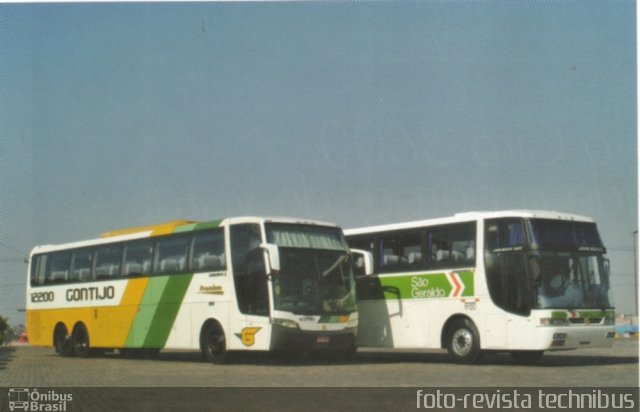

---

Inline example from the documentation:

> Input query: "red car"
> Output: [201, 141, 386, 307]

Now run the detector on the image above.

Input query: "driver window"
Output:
[231, 224, 268, 315]
[484, 218, 531, 316]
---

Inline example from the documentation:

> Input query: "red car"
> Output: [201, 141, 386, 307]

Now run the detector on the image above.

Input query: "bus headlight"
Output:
[272, 318, 299, 329]
[540, 317, 570, 326]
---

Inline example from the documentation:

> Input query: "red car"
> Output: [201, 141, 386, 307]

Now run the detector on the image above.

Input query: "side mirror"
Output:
[260, 243, 280, 273]
[351, 249, 374, 278]
[603, 258, 611, 278]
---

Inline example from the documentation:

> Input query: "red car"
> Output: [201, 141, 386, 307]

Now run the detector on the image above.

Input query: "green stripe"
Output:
[375, 271, 474, 300]
[143, 274, 193, 347]
[552, 310, 615, 319]
[458, 271, 475, 296]
[173, 220, 222, 233]
[193, 220, 222, 231]
[125, 274, 193, 348]
[319, 316, 342, 323]
[125, 277, 169, 347]
[173, 223, 198, 233]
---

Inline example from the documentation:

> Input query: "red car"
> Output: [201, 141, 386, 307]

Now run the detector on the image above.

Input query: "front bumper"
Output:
[270, 325, 356, 352]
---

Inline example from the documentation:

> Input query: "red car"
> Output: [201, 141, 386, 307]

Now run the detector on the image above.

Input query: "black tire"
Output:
[72, 323, 91, 358]
[511, 350, 544, 364]
[53, 324, 74, 357]
[446, 318, 482, 364]
[201, 322, 227, 364]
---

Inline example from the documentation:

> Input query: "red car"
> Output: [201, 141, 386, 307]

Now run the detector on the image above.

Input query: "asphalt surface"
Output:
[0, 340, 637, 411]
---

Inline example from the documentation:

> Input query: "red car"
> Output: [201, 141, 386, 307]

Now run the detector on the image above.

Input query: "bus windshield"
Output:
[534, 251, 611, 310]
[485, 218, 612, 314]
[265, 224, 356, 315]
[528, 219, 610, 309]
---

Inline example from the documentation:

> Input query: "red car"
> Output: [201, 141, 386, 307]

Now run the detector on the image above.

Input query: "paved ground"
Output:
[1, 339, 637, 388]
[0, 341, 637, 411]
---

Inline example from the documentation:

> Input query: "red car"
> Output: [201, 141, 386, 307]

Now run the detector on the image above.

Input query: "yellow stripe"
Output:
[100, 220, 195, 238]
[26, 278, 150, 349]
[107, 277, 150, 347]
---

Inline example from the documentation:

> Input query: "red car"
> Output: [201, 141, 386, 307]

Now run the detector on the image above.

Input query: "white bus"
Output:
[345, 210, 615, 364]
[26, 217, 367, 362]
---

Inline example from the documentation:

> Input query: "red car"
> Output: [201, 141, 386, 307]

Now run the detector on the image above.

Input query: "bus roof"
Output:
[30, 216, 340, 255]
[100, 220, 197, 238]
[343, 210, 595, 236]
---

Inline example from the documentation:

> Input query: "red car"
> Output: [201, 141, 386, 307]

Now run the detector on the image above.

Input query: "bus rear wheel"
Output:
[201, 322, 227, 364]
[72, 323, 91, 358]
[446, 318, 482, 364]
[54, 324, 74, 357]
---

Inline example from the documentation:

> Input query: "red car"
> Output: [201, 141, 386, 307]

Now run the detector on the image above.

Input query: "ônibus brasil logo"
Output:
[8, 388, 72, 411]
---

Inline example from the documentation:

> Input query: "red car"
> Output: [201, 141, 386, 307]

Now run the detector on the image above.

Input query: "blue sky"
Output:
[1, 2, 637, 323]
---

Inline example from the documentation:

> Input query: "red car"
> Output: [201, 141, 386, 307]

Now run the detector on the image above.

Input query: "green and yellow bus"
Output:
[26, 217, 365, 362]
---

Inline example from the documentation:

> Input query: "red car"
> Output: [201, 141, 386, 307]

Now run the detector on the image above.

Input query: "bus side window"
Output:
[95, 245, 123, 279]
[47, 253, 71, 284]
[376, 230, 425, 272]
[191, 229, 226, 271]
[427, 223, 476, 267]
[123, 241, 153, 276]
[379, 236, 402, 268]
[156, 235, 190, 274]
[347, 237, 374, 253]
[71, 250, 94, 282]
[31, 255, 48, 286]
[402, 231, 423, 266]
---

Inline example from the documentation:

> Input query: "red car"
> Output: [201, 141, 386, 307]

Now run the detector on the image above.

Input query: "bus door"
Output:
[485, 252, 531, 349]
[353, 247, 396, 347]
[230, 224, 271, 350]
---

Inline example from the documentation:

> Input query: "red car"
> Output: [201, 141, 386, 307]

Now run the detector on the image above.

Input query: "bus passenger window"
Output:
[71, 250, 94, 282]
[427, 223, 476, 267]
[191, 230, 225, 271]
[31, 255, 48, 286]
[124, 241, 153, 276]
[47, 253, 71, 284]
[377, 231, 425, 272]
[156, 236, 189, 274]
[95, 245, 122, 279]
[379, 236, 402, 268]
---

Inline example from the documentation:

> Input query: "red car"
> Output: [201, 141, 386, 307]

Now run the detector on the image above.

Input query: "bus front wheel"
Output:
[54, 324, 73, 357]
[201, 322, 227, 364]
[446, 318, 482, 364]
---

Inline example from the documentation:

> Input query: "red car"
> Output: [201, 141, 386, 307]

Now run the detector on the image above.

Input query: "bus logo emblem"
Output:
[236, 327, 261, 347]
[199, 285, 224, 295]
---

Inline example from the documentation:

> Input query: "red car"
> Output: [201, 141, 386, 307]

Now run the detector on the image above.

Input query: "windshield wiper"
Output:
[321, 255, 347, 278]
